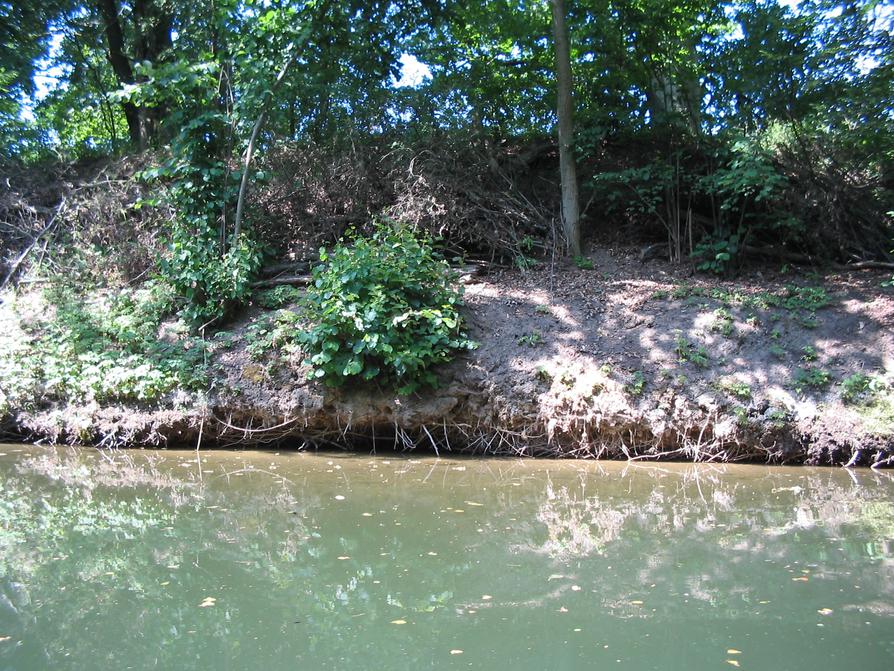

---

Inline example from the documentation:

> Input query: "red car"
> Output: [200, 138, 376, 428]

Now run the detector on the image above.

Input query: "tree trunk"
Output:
[96, 0, 142, 146]
[550, 0, 581, 257]
[96, 0, 173, 148]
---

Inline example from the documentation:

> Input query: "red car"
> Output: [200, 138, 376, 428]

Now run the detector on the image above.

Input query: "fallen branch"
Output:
[0, 196, 66, 292]
[834, 260, 894, 271]
[259, 261, 310, 277]
[742, 245, 894, 271]
[250, 262, 487, 289]
[249, 274, 312, 289]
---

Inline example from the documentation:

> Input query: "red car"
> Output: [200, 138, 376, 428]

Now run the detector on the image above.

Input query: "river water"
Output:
[0, 445, 892, 670]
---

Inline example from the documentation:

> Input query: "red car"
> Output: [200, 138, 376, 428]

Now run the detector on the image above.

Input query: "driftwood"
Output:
[833, 260, 894, 271]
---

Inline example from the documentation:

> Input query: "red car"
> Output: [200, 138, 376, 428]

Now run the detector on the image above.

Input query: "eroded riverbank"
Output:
[2, 253, 893, 465]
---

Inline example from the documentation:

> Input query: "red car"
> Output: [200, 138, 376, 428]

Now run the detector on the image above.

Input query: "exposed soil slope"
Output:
[7, 248, 894, 466]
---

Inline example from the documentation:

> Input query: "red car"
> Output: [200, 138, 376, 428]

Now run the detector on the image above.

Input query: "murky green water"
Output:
[1, 445, 893, 670]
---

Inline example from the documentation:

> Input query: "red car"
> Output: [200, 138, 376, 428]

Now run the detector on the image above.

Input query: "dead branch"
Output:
[259, 261, 310, 277]
[249, 274, 311, 288]
[0, 196, 66, 291]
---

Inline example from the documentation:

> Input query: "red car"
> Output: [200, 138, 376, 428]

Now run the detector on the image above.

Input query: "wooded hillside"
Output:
[1, 1, 891, 307]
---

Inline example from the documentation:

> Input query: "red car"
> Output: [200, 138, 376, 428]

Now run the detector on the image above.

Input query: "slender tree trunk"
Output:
[233, 0, 333, 241]
[234, 53, 299, 240]
[550, 0, 581, 257]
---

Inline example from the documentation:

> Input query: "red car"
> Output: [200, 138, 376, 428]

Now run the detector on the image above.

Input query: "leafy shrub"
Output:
[160, 215, 262, 325]
[132, 62, 262, 324]
[840, 373, 888, 405]
[714, 378, 752, 400]
[574, 255, 594, 270]
[774, 285, 829, 312]
[674, 334, 710, 368]
[693, 232, 740, 274]
[245, 310, 301, 360]
[710, 307, 735, 337]
[800, 345, 818, 362]
[517, 331, 543, 347]
[299, 222, 476, 394]
[626, 370, 646, 397]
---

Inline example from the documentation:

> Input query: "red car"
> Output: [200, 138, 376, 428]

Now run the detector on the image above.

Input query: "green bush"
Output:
[299, 222, 476, 394]
[131, 62, 262, 324]
[161, 227, 261, 324]
[693, 232, 740, 275]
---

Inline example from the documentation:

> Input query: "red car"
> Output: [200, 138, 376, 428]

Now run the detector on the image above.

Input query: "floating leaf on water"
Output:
[390, 619, 407, 625]
[817, 608, 834, 615]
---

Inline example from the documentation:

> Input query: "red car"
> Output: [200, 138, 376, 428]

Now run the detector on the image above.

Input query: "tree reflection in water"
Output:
[1, 447, 893, 670]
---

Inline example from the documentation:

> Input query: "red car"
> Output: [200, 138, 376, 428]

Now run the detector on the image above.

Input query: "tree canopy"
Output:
[0, 0, 891, 314]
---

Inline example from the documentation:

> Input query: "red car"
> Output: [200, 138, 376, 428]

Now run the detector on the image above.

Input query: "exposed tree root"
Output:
[7, 393, 888, 468]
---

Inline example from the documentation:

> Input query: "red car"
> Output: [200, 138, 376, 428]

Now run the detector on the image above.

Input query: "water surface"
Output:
[1, 445, 893, 670]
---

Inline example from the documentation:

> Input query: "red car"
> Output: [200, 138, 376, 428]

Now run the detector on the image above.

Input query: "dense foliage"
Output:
[0, 0, 891, 312]
[299, 223, 475, 393]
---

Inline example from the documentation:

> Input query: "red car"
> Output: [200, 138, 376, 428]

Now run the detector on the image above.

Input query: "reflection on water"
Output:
[1, 445, 893, 670]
